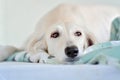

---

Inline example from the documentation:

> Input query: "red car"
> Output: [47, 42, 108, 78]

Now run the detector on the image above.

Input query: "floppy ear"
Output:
[87, 36, 94, 47]
[87, 32, 98, 47]
[84, 32, 97, 49]
[25, 32, 48, 54]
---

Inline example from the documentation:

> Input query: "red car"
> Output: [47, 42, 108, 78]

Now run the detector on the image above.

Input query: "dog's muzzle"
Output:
[65, 46, 79, 58]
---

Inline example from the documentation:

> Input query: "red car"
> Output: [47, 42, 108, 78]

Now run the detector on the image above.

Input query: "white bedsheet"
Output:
[0, 62, 120, 80]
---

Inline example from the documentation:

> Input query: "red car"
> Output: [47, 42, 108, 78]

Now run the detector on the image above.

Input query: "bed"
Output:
[0, 63, 120, 80]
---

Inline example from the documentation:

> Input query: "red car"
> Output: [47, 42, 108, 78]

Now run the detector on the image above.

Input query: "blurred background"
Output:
[0, 0, 120, 47]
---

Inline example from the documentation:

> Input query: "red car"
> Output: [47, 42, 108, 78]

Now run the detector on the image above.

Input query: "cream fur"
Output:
[25, 4, 120, 63]
[0, 4, 120, 63]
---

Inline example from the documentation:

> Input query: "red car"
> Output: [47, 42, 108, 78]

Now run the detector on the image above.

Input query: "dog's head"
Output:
[26, 22, 95, 63]
[45, 23, 95, 63]
[26, 5, 96, 63]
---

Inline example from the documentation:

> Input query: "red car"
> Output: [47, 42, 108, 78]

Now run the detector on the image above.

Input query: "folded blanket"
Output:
[6, 41, 120, 65]
[110, 17, 120, 40]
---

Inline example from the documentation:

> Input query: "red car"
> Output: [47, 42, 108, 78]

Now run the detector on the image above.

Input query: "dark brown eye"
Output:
[51, 32, 59, 38]
[74, 31, 82, 37]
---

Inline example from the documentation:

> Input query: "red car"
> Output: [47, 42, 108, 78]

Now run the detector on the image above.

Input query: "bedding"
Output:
[0, 63, 120, 80]
[110, 17, 120, 40]
[5, 41, 120, 66]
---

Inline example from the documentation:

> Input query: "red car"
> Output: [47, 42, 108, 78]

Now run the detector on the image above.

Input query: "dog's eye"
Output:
[51, 32, 59, 38]
[74, 31, 82, 37]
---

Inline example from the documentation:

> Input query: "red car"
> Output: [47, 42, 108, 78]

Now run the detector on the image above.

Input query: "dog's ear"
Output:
[25, 32, 47, 54]
[86, 32, 98, 47]
[87, 36, 94, 47]
[84, 32, 97, 49]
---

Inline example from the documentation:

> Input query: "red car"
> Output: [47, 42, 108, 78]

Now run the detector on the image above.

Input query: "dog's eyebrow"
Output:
[52, 30, 59, 32]
[52, 28, 60, 32]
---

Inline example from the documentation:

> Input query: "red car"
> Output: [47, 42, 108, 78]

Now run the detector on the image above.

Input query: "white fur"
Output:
[0, 45, 18, 61]
[0, 4, 120, 63]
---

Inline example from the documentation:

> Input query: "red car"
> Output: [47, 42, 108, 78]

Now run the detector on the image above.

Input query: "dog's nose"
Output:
[65, 46, 79, 58]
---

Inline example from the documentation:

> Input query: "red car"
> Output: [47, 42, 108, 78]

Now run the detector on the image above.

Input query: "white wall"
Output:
[0, 0, 120, 47]
[0, 0, 5, 45]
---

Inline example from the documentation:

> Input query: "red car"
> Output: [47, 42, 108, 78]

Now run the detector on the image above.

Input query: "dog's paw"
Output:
[29, 52, 49, 63]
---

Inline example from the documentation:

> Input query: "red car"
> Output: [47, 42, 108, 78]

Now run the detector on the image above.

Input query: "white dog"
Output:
[0, 4, 120, 63]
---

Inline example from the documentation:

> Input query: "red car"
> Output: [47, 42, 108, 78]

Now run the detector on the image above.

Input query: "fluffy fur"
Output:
[0, 4, 120, 63]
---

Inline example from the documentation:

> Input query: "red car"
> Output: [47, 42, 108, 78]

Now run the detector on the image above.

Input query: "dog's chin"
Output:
[63, 57, 80, 64]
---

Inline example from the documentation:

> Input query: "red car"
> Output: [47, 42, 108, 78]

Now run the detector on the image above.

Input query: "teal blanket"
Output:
[6, 41, 120, 65]
[6, 17, 120, 67]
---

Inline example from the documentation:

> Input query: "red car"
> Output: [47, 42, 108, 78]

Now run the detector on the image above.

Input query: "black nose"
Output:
[65, 46, 79, 58]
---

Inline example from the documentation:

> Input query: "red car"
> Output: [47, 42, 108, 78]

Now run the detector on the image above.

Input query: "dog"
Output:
[0, 4, 120, 63]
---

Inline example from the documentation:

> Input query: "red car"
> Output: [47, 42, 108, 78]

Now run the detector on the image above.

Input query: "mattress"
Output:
[0, 62, 120, 80]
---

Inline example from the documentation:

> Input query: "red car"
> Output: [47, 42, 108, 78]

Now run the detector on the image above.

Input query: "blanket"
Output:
[6, 41, 120, 65]
[5, 17, 120, 67]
